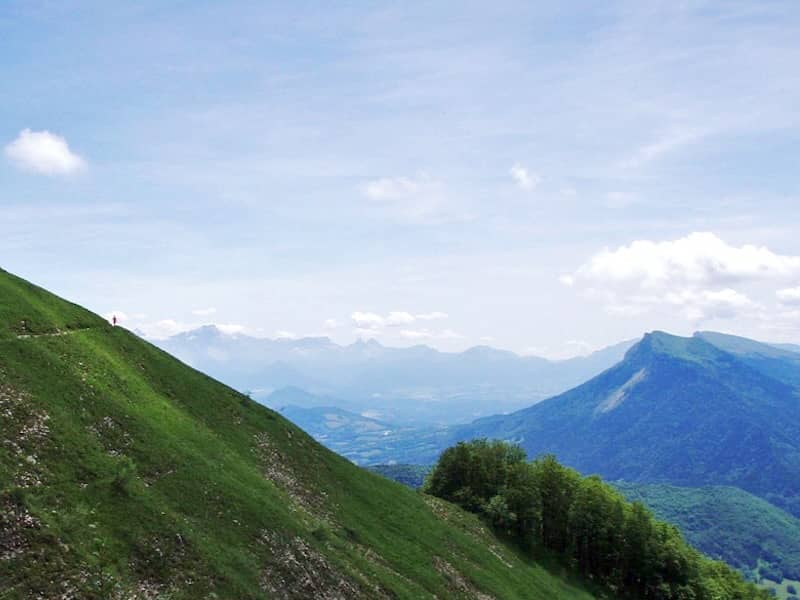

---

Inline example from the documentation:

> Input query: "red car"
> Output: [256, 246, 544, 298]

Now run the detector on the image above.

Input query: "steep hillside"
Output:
[455, 332, 800, 517]
[0, 268, 596, 599]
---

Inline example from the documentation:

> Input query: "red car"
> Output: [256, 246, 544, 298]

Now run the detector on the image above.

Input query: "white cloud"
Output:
[400, 328, 463, 341]
[192, 307, 217, 316]
[139, 319, 191, 339]
[566, 232, 797, 323]
[777, 286, 800, 306]
[323, 318, 339, 330]
[573, 232, 800, 290]
[360, 174, 451, 223]
[386, 311, 416, 326]
[351, 311, 385, 330]
[363, 177, 421, 201]
[5, 129, 86, 175]
[215, 323, 246, 335]
[351, 310, 450, 333]
[273, 330, 297, 339]
[509, 164, 541, 191]
[663, 288, 758, 321]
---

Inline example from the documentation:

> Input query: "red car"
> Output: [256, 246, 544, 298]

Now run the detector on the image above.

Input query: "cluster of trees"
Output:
[424, 440, 769, 600]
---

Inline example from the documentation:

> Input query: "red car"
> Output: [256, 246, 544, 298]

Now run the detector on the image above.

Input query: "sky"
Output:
[2, 1, 800, 358]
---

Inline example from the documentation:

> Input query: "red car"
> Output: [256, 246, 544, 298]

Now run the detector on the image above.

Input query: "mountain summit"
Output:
[456, 330, 800, 517]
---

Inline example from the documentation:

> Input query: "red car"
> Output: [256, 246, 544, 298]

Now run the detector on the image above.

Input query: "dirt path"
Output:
[15, 327, 94, 340]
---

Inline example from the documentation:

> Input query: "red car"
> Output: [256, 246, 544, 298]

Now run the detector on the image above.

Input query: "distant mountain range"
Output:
[155, 326, 636, 424]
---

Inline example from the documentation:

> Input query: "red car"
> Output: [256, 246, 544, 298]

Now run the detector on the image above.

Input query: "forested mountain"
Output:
[155, 327, 634, 425]
[453, 331, 800, 518]
[615, 483, 800, 581]
[0, 268, 598, 599]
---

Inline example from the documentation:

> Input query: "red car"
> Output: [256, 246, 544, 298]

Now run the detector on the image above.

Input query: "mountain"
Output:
[155, 328, 635, 425]
[453, 331, 800, 517]
[695, 331, 800, 388]
[0, 268, 597, 599]
[615, 482, 800, 581]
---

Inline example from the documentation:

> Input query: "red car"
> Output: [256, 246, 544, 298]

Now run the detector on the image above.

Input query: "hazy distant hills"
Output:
[453, 331, 800, 517]
[155, 327, 635, 425]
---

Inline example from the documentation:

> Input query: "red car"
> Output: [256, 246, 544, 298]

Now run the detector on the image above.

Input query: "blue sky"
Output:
[2, 1, 800, 357]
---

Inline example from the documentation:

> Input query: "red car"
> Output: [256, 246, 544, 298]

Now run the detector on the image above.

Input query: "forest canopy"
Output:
[424, 440, 769, 600]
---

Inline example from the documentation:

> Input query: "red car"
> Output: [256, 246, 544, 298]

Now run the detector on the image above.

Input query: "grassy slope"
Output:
[0, 268, 597, 600]
[615, 483, 800, 580]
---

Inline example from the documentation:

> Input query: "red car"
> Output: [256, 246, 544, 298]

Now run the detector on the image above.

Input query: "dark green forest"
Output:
[424, 440, 770, 600]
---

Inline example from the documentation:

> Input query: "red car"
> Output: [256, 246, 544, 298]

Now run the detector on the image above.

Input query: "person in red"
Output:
[112, 315, 117, 326]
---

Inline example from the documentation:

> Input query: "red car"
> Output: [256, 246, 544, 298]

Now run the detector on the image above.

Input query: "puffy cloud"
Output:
[509, 164, 541, 191]
[573, 232, 800, 289]
[777, 286, 800, 306]
[5, 129, 86, 175]
[565, 232, 796, 323]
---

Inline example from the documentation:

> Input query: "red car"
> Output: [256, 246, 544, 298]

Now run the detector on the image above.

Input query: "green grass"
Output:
[0, 267, 598, 599]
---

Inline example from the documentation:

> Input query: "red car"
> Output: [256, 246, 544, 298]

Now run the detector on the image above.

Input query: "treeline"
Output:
[423, 440, 769, 600]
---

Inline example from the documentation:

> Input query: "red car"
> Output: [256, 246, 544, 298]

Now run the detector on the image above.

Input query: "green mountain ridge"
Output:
[454, 330, 800, 517]
[0, 268, 597, 599]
